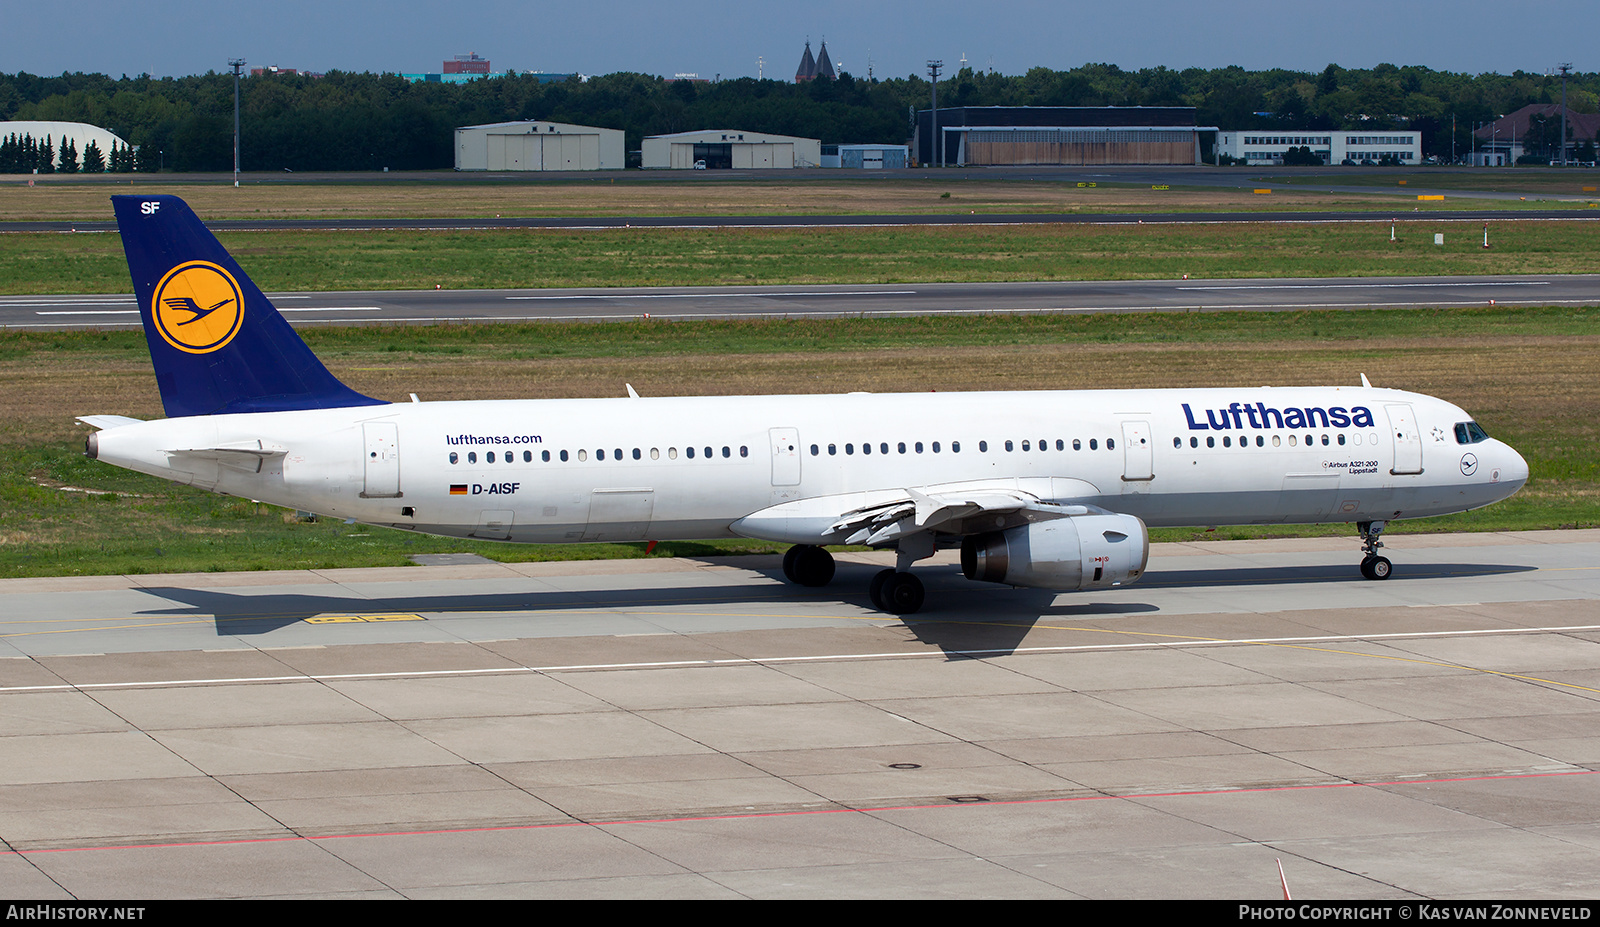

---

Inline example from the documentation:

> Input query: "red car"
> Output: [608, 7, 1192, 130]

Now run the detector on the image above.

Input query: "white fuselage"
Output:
[87, 386, 1529, 545]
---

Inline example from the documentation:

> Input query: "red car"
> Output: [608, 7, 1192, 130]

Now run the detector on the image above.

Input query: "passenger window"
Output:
[1206, 437, 1215, 448]
[487, 451, 496, 463]
[1005, 440, 1014, 452]
[668, 448, 678, 459]
[810, 444, 819, 456]
[468, 452, 477, 464]
[881, 443, 889, 455]
[704, 447, 712, 459]
[898, 442, 907, 454]
[1288, 435, 1296, 447]
[979, 441, 988, 452]
[952, 441, 961, 453]
[932, 442, 941, 453]
[449, 452, 458, 464]
[722, 446, 731, 458]
[1056, 439, 1064, 451]
[915, 442, 924, 453]
[576, 450, 587, 462]
[1223, 436, 1231, 448]
[1107, 439, 1115, 450]
[524, 450, 533, 462]
[650, 448, 659, 460]
[597, 449, 605, 460]
[1271, 436, 1280, 447]
[1073, 439, 1081, 451]
[1322, 435, 1330, 446]
[862, 442, 871, 455]
[1021, 440, 1030, 452]
[740, 446, 748, 457]
[846, 443, 854, 455]
[1090, 439, 1098, 450]
[542, 450, 550, 462]
[828, 444, 837, 456]
[1190, 437, 1198, 448]
[1337, 434, 1346, 446]
[1256, 436, 1264, 447]
[615, 448, 623, 460]
[687, 446, 696, 459]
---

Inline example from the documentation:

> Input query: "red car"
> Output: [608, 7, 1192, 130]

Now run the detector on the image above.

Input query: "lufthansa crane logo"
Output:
[150, 261, 244, 354]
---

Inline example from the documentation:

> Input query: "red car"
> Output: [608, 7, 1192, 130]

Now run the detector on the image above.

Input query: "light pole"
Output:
[927, 59, 942, 167]
[229, 58, 245, 186]
[1558, 63, 1573, 166]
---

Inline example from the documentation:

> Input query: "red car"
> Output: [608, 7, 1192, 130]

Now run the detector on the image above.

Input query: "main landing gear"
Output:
[780, 544, 927, 615]
[781, 544, 835, 588]
[869, 568, 924, 615]
[1357, 520, 1392, 580]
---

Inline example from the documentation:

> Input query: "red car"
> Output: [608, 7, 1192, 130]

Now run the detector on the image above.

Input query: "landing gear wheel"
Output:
[869, 568, 895, 610]
[879, 571, 925, 615]
[1357, 522, 1391, 581]
[788, 545, 835, 587]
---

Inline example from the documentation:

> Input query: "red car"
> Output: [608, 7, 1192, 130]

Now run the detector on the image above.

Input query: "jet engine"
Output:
[960, 513, 1149, 591]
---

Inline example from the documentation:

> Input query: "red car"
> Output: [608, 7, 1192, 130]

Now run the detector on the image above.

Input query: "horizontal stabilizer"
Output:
[76, 415, 144, 430]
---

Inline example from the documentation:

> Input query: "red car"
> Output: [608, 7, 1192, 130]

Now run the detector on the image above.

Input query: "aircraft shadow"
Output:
[130, 559, 1536, 659]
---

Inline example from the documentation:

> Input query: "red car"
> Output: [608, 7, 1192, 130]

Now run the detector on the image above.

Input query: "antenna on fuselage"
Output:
[1360, 373, 1372, 388]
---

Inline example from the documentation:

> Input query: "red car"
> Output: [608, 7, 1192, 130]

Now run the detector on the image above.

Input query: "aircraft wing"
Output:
[730, 477, 1104, 546]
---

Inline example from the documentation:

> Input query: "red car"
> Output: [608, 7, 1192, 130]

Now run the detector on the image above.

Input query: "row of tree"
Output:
[1, 63, 1596, 172]
[0, 132, 141, 173]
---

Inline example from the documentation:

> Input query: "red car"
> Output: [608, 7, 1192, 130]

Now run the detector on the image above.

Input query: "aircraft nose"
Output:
[1501, 442, 1530, 489]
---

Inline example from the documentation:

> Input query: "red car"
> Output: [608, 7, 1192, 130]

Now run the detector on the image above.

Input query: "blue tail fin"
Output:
[112, 194, 385, 417]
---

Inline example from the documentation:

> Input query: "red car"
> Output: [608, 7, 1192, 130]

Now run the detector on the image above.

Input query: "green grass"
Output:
[5, 219, 1600, 295]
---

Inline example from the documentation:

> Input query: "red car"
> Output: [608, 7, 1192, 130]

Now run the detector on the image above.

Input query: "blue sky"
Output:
[2, 1, 1587, 81]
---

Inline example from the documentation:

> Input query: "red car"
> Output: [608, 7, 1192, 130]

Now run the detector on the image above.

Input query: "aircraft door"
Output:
[1120, 420, 1153, 482]
[770, 427, 801, 486]
[1385, 403, 1424, 475]
[361, 422, 401, 498]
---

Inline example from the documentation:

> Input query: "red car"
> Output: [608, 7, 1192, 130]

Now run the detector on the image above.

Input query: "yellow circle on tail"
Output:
[151, 261, 244, 354]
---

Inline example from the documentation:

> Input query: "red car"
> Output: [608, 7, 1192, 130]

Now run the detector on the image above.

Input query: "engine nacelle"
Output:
[961, 513, 1149, 591]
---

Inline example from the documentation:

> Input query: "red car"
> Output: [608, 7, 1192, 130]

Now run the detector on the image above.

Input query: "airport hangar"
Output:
[0, 120, 132, 161]
[642, 129, 823, 169]
[454, 120, 626, 171]
[914, 106, 1215, 167]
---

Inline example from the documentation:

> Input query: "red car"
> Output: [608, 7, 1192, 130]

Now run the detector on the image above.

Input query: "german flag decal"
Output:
[449, 484, 468, 495]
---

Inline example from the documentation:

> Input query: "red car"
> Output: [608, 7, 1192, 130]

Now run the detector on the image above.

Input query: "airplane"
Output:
[79, 195, 1529, 615]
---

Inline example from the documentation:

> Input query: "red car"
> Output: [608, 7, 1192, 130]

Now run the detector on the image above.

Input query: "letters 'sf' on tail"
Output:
[112, 195, 385, 417]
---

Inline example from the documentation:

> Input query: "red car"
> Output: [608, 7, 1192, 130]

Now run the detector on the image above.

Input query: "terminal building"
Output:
[454, 121, 624, 171]
[915, 107, 1213, 166]
[642, 130, 822, 169]
[1215, 131, 1422, 165]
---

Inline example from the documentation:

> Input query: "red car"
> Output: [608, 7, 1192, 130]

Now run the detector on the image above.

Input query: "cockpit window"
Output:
[1454, 422, 1490, 444]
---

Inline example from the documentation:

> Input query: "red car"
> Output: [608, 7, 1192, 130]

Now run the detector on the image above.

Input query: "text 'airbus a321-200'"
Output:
[79, 195, 1529, 614]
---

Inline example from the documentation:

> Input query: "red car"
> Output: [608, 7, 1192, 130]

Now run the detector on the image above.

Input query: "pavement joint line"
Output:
[10, 768, 1597, 857]
[4, 623, 1598, 694]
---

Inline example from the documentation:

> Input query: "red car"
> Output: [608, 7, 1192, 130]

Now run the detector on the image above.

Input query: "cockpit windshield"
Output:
[1454, 421, 1490, 444]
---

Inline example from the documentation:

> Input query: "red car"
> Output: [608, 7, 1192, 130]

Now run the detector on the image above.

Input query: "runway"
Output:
[7, 274, 1600, 330]
[2, 530, 1598, 898]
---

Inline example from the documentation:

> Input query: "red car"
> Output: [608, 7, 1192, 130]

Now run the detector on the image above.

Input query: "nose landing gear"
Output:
[1357, 521, 1392, 580]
